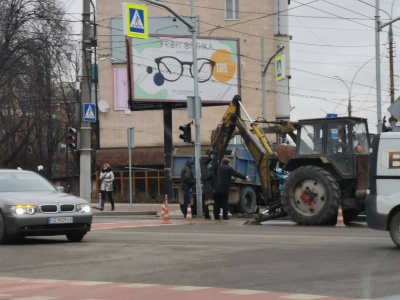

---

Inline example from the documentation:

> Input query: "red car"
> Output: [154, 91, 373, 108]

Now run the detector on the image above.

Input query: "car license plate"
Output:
[48, 217, 73, 224]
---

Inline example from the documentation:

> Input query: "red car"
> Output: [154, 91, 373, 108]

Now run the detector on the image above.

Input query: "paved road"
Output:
[0, 216, 398, 300]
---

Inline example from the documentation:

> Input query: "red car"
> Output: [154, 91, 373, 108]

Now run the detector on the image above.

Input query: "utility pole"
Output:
[80, 0, 92, 203]
[375, 0, 400, 133]
[375, 0, 382, 133]
[388, 25, 398, 126]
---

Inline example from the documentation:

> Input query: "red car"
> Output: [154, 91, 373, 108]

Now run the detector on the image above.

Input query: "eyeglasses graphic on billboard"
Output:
[154, 56, 216, 83]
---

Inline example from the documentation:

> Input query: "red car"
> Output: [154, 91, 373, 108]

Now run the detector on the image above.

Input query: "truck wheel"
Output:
[282, 166, 339, 225]
[389, 211, 400, 248]
[239, 186, 257, 214]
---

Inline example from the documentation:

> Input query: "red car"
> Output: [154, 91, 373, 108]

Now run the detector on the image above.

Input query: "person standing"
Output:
[99, 163, 115, 211]
[200, 156, 214, 219]
[180, 159, 194, 218]
[214, 157, 249, 220]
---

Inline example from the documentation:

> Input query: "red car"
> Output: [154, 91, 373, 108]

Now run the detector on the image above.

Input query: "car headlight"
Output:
[76, 204, 91, 213]
[10, 205, 37, 215]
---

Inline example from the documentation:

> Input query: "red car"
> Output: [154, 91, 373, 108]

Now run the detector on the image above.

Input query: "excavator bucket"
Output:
[244, 201, 288, 225]
[244, 214, 263, 225]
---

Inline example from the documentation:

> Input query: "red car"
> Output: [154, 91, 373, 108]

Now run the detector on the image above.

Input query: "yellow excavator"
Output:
[204, 95, 370, 225]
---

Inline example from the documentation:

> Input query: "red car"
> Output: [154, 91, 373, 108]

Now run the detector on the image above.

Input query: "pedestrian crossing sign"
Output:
[83, 103, 96, 122]
[122, 3, 148, 39]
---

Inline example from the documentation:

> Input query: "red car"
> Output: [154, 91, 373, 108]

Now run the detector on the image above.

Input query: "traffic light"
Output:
[67, 127, 78, 150]
[179, 123, 192, 143]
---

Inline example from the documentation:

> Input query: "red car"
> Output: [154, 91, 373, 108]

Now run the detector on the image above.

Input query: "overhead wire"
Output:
[67, 0, 398, 118]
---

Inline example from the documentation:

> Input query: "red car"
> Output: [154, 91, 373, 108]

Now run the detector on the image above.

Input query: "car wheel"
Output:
[389, 211, 400, 248]
[0, 212, 9, 244]
[66, 233, 85, 242]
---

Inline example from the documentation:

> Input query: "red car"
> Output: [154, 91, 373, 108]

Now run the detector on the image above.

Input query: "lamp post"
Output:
[334, 76, 351, 116]
[349, 57, 375, 114]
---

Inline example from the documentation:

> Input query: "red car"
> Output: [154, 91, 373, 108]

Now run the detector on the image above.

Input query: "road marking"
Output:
[0, 277, 369, 300]
[281, 294, 329, 299]
[71, 281, 111, 286]
[169, 286, 210, 291]
[13, 297, 59, 300]
[120, 283, 159, 288]
[221, 289, 266, 295]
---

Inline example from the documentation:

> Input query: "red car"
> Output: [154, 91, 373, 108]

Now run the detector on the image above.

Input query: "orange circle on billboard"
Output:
[210, 49, 236, 83]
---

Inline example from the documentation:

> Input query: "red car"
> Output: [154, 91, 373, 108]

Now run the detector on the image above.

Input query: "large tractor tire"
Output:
[239, 186, 257, 214]
[281, 166, 340, 225]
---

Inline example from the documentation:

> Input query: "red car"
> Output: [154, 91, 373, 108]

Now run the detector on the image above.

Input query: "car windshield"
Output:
[0, 173, 56, 192]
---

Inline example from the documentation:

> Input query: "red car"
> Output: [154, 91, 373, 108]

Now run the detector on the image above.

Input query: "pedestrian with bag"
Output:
[99, 163, 115, 211]
[180, 159, 195, 218]
[213, 157, 250, 220]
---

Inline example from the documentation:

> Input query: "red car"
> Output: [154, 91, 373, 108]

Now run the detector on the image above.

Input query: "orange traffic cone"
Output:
[162, 197, 172, 225]
[160, 200, 165, 220]
[335, 205, 346, 228]
[185, 204, 194, 225]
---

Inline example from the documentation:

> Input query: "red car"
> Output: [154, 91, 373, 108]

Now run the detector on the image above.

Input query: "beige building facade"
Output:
[94, 0, 291, 200]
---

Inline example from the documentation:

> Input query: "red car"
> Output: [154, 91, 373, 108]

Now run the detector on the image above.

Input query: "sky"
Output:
[288, 0, 400, 133]
[64, 0, 400, 134]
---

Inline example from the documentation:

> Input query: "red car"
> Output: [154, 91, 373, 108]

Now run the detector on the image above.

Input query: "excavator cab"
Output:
[297, 117, 369, 156]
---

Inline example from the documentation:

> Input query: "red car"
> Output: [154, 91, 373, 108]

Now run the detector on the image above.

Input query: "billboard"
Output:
[131, 35, 240, 103]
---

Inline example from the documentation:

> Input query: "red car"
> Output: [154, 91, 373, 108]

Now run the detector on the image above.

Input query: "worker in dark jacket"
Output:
[200, 156, 214, 219]
[214, 157, 250, 220]
[180, 159, 195, 218]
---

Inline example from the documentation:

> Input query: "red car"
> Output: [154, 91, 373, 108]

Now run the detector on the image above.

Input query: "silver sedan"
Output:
[0, 169, 92, 243]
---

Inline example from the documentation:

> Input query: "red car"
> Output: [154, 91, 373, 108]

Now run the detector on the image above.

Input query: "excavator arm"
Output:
[207, 95, 294, 205]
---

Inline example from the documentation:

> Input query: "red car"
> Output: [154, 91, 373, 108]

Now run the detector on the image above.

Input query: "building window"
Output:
[225, 0, 239, 20]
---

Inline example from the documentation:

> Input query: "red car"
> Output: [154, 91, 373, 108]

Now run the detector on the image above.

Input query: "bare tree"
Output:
[0, 0, 79, 175]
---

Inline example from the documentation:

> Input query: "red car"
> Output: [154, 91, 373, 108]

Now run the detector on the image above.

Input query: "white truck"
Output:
[366, 129, 400, 247]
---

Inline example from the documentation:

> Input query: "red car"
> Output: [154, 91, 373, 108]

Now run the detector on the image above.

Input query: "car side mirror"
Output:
[56, 186, 65, 193]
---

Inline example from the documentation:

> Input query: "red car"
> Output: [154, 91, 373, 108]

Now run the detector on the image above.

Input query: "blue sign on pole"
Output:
[122, 3, 148, 39]
[83, 104, 96, 122]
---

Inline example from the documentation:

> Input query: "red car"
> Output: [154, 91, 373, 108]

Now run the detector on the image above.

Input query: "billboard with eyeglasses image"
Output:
[114, 35, 240, 110]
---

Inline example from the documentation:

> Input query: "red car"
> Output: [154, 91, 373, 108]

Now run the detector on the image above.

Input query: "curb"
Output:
[91, 206, 158, 217]
[93, 211, 158, 216]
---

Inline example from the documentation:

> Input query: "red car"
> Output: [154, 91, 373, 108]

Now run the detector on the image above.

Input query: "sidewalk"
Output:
[91, 202, 184, 218]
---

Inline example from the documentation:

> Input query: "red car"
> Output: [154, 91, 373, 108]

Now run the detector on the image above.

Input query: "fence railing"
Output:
[95, 169, 168, 203]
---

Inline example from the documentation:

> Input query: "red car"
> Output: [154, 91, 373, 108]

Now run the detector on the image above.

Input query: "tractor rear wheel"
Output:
[282, 166, 339, 225]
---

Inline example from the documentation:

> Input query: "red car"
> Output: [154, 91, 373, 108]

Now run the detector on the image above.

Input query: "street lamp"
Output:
[349, 57, 375, 115]
[334, 76, 351, 116]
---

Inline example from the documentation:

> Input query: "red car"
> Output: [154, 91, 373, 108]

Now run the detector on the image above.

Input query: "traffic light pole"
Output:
[190, 0, 203, 217]
[140, 0, 203, 216]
